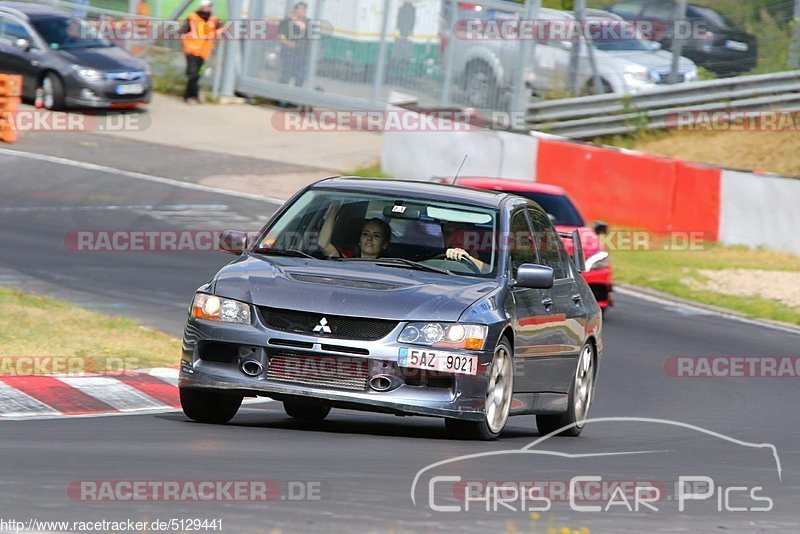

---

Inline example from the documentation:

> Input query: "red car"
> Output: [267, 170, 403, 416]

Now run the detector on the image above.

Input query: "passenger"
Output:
[442, 222, 488, 272]
[318, 202, 391, 259]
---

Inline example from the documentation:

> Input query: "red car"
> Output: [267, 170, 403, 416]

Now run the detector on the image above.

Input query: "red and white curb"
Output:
[0, 368, 270, 420]
[0, 368, 181, 419]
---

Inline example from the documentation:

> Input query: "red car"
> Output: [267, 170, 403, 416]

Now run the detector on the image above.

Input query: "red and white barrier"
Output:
[382, 114, 800, 256]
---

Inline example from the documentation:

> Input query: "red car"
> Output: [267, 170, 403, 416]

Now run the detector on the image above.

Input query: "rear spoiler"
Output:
[558, 230, 586, 273]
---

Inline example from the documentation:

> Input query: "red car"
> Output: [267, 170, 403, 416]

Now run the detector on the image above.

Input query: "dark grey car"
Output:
[179, 178, 603, 440]
[0, 2, 151, 109]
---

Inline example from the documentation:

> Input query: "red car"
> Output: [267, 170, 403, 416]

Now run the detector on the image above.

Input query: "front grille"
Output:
[657, 72, 686, 84]
[266, 354, 369, 391]
[259, 307, 397, 341]
[106, 71, 144, 81]
[289, 273, 401, 290]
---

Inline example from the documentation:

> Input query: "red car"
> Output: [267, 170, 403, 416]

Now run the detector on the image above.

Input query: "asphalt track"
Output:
[1, 145, 799, 533]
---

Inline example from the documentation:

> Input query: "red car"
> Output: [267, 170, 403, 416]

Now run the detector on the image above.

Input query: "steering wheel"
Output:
[429, 252, 483, 275]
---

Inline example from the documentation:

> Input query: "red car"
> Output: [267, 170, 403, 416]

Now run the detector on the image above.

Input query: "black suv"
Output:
[0, 2, 151, 109]
[608, 0, 758, 76]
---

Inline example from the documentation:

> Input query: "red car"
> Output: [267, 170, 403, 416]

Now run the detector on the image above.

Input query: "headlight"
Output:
[398, 323, 487, 350]
[585, 251, 610, 271]
[191, 293, 251, 324]
[72, 66, 105, 82]
[685, 69, 698, 81]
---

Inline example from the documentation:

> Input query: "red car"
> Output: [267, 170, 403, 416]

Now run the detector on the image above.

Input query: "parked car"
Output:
[608, 0, 757, 76]
[0, 2, 151, 109]
[448, 5, 698, 107]
[452, 177, 612, 310]
[179, 178, 602, 440]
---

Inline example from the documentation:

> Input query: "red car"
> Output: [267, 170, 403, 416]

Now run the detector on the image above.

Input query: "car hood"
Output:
[211, 255, 499, 322]
[601, 50, 696, 71]
[58, 45, 145, 72]
[555, 225, 603, 258]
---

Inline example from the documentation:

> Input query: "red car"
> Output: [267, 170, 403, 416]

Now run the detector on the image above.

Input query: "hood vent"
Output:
[288, 273, 402, 291]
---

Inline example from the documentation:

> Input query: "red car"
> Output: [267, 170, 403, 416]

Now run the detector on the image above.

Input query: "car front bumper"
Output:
[179, 317, 497, 421]
[581, 267, 612, 308]
[65, 75, 152, 109]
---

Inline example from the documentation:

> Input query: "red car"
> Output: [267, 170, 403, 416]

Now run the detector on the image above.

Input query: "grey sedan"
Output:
[179, 178, 603, 440]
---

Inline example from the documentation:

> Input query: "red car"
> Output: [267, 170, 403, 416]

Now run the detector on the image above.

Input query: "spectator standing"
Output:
[181, 0, 221, 103]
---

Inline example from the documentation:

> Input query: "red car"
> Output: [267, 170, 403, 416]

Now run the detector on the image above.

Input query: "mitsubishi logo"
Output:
[313, 317, 332, 334]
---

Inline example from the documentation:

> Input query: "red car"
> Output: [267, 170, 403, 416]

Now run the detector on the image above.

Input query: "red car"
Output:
[453, 178, 612, 310]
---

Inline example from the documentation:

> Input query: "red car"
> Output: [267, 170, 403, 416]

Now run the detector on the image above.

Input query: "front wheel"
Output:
[42, 73, 66, 110]
[536, 342, 596, 437]
[180, 388, 243, 424]
[446, 339, 514, 440]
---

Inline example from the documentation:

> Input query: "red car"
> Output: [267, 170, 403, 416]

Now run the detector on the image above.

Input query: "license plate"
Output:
[116, 83, 143, 95]
[725, 40, 748, 52]
[398, 347, 479, 376]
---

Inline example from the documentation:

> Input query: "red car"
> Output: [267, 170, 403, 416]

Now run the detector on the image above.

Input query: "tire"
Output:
[445, 339, 514, 440]
[180, 388, 243, 424]
[42, 72, 65, 110]
[284, 401, 331, 421]
[462, 60, 498, 108]
[536, 342, 596, 437]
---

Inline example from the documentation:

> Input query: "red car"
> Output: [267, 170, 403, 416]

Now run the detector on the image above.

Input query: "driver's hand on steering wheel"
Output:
[446, 248, 472, 262]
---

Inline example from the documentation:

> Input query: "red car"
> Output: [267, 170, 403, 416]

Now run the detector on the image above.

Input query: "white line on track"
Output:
[616, 285, 800, 336]
[0, 147, 287, 205]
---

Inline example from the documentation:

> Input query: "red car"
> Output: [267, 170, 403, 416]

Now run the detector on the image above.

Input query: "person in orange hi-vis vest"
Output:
[181, 0, 221, 103]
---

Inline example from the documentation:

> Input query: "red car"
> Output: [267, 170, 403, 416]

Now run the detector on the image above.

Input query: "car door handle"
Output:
[572, 294, 582, 303]
[541, 297, 554, 308]
[31, 60, 39, 67]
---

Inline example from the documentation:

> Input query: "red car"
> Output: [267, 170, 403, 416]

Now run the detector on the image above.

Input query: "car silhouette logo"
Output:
[313, 317, 332, 334]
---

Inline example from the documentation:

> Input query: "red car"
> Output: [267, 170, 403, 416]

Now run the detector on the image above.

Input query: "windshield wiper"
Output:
[253, 248, 315, 259]
[334, 257, 452, 275]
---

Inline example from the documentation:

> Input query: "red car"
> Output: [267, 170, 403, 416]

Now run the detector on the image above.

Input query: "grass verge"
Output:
[0, 286, 180, 373]
[612, 243, 800, 326]
[347, 163, 390, 178]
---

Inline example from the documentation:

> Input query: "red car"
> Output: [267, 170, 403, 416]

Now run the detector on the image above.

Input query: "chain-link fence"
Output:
[22, 0, 800, 114]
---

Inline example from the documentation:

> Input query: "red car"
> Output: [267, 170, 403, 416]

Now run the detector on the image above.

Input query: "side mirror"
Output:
[218, 230, 249, 255]
[650, 41, 662, 51]
[571, 229, 586, 273]
[14, 38, 31, 52]
[593, 221, 608, 235]
[515, 264, 554, 289]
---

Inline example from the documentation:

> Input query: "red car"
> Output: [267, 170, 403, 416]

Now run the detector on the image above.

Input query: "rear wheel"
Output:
[536, 342, 595, 437]
[180, 388, 243, 424]
[284, 401, 331, 421]
[446, 339, 514, 440]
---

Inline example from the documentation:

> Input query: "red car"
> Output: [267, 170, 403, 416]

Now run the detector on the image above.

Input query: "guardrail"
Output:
[525, 70, 800, 139]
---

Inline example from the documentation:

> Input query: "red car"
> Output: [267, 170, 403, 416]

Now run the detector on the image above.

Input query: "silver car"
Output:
[179, 178, 603, 440]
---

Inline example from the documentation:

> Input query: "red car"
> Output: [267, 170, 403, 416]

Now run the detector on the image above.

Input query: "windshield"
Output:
[588, 21, 652, 52]
[689, 6, 733, 29]
[515, 192, 585, 227]
[31, 17, 113, 49]
[254, 188, 499, 278]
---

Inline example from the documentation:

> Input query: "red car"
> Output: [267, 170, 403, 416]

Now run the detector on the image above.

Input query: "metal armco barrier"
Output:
[526, 70, 800, 139]
[0, 74, 22, 143]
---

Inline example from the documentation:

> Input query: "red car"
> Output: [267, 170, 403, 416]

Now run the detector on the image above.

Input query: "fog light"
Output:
[80, 88, 99, 100]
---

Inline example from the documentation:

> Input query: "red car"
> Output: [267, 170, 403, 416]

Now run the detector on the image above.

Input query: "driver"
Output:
[442, 222, 488, 273]
[318, 201, 391, 259]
